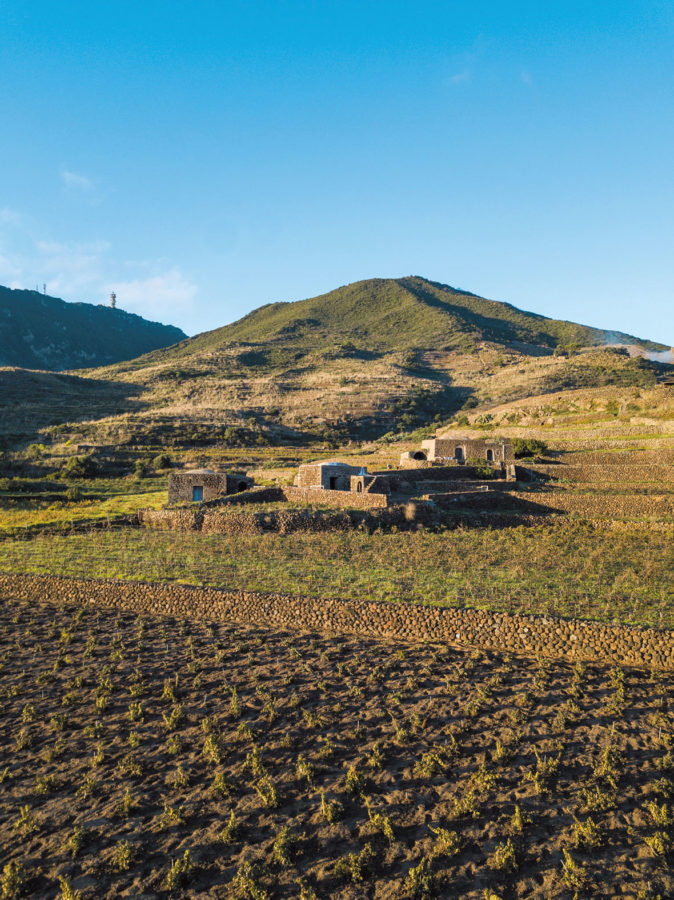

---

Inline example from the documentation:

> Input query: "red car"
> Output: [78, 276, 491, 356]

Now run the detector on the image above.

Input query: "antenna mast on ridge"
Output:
[110, 292, 117, 309]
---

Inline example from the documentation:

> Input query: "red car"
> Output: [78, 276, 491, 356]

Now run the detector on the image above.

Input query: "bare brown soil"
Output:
[0, 595, 672, 899]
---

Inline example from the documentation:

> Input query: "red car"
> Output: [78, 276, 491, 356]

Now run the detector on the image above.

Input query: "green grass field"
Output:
[0, 477, 166, 535]
[1, 521, 671, 628]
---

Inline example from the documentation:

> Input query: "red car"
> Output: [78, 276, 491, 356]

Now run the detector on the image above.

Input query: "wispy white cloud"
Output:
[0, 206, 196, 326]
[0, 207, 23, 225]
[442, 36, 487, 88]
[36, 238, 111, 296]
[103, 269, 197, 321]
[448, 69, 471, 85]
[60, 168, 94, 192]
[0, 243, 23, 284]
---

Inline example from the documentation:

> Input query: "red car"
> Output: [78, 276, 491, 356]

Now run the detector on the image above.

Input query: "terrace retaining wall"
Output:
[281, 486, 389, 509]
[512, 491, 674, 518]
[561, 450, 674, 465]
[528, 464, 674, 484]
[1, 572, 672, 670]
[138, 504, 426, 535]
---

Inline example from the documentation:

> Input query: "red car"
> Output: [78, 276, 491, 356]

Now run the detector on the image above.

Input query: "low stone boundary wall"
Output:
[137, 508, 196, 531]
[138, 504, 425, 534]
[513, 490, 674, 518]
[281, 486, 389, 509]
[528, 464, 674, 483]
[562, 450, 674, 465]
[204, 487, 285, 507]
[424, 492, 559, 515]
[1, 573, 672, 670]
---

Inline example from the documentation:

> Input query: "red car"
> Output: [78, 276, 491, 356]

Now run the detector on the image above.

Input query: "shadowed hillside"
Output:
[0, 286, 186, 371]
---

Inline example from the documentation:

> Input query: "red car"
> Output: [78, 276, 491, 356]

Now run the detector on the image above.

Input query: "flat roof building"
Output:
[168, 469, 253, 504]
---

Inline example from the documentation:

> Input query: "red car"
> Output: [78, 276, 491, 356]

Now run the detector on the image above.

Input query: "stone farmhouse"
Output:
[294, 461, 371, 493]
[163, 436, 516, 515]
[400, 436, 513, 466]
[168, 469, 254, 504]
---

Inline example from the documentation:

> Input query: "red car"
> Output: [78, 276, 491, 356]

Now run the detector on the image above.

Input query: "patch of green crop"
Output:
[1, 520, 671, 628]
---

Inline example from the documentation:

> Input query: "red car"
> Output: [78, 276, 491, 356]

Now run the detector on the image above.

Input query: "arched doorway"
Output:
[412, 451, 427, 460]
[486, 449, 494, 463]
[356, 482, 363, 493]
[455, 447, 464, 462]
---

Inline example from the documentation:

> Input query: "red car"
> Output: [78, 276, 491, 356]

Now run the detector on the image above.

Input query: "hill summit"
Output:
[0, 285, 186, 371]
[121, 275, 660, 369]
[1, 276, 668, 445]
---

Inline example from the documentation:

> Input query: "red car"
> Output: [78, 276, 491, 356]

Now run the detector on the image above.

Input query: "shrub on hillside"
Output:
[152, 453, 172, 470]
[466, 458, 499, 478]
[61, 456, 99, 479]
[25, 443, 47, 459]
[512, 438, 548, 459]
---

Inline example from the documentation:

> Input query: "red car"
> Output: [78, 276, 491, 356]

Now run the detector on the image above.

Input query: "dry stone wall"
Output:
[0, 573, 672, 670]
[562, 450, 674, 465]
[282, 486, 389, 509]
[513, 490, 674, 518]
[138, 504, 421, 535]
[203, 487, 285, 507]
[529, 464, 674, 484]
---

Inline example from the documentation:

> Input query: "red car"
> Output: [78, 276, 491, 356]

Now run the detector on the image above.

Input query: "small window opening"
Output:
[486, 449, 494, 462]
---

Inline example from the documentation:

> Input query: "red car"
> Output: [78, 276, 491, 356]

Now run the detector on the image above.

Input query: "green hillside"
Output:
[1, 276, 669, 447]
[0, 286, 186, 371]
[110, 276, 662, 374]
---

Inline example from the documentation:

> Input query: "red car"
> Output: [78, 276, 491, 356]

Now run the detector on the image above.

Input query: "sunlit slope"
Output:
[103, 276, 663, 375]
[3, 277, 669, 445]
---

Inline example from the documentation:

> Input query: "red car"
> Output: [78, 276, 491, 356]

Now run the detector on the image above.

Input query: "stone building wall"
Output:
[167, 472, 252, 504]
[295, 463, 364, 490]
[420, 437, 513, 464]
[0, 573, 671, 670]
[203, 487, 284, 507]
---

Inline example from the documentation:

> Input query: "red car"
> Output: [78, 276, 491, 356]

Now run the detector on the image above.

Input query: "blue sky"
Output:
[0, 1, 672, 343]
